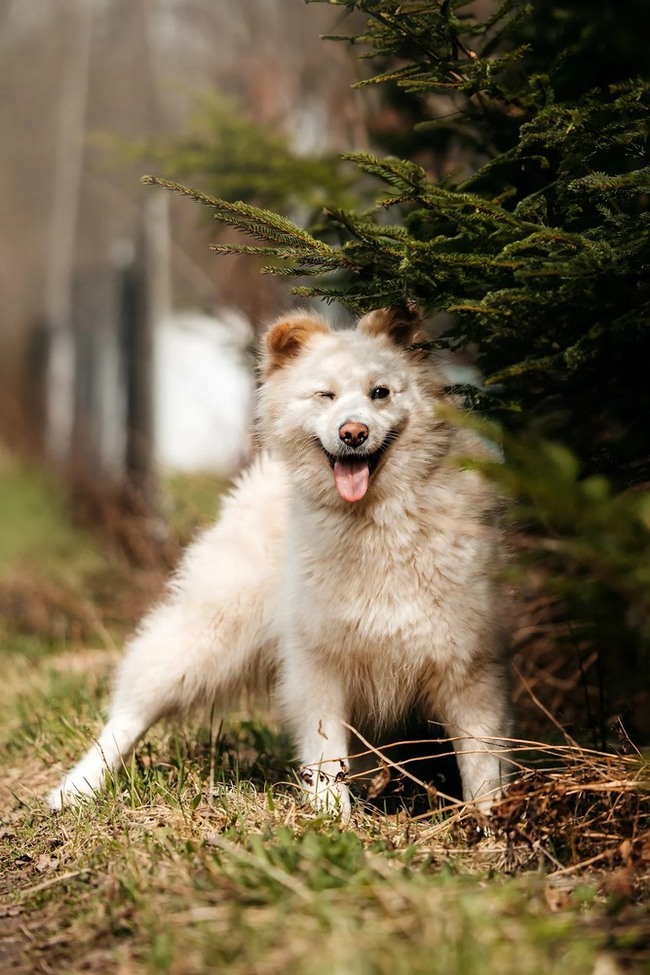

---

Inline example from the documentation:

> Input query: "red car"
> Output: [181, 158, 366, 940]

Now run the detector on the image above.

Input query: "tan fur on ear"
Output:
[262, 314, 330, 376]
[358, 303, 422, 348]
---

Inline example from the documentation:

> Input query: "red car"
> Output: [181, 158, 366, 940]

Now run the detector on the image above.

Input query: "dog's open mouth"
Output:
[322, 435, 396, 503]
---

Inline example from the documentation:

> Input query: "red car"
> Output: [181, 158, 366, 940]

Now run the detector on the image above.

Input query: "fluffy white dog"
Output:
[49, 306, 510, 818]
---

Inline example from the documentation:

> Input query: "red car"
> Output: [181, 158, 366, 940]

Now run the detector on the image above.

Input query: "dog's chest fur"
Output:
[280, 471, 495, 703]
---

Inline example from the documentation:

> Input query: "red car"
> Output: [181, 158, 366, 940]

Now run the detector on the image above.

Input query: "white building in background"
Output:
[153, 309, 255, 476]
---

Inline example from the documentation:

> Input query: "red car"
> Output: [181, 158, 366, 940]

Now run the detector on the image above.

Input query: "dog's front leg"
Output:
[436, 666, 512, 813]
[298, 716, 352, 821]
[279, 661, 351, 820]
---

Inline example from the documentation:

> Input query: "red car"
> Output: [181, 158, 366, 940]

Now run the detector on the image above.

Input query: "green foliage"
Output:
[0, 447, 106, 585]
[452, 412, 650, 692]
[128, 89, 352, 211]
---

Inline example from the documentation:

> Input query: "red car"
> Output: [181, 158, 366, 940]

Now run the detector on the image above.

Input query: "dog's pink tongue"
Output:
[333, 460, 370, 502]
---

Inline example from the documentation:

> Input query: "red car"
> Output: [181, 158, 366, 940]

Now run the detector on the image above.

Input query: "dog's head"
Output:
[257, 306, 449, 506]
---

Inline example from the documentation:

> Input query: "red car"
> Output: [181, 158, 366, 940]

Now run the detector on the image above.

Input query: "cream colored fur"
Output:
[48, 307, 510, 819]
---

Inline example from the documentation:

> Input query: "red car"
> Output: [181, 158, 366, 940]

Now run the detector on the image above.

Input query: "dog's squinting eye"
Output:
[317, 391, 336, 400]
[370, 386, 390, 401]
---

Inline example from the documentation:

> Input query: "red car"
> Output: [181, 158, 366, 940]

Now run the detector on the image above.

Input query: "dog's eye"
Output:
[370, 386, 390, 401]
[317, 391, 336, 400]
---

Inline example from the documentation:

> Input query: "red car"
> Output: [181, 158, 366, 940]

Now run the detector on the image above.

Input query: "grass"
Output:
[0, 450, 103, 581]
[0, 448, 648, 974]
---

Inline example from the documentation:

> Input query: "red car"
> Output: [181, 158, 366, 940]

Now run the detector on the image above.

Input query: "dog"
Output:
[48, 305, 511, 818]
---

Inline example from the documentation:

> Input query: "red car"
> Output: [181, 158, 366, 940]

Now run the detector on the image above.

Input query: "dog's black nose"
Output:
[339, 421, 369, 448]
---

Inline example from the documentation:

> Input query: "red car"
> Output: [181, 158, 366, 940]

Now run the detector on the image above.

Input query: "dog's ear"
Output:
[358, 303, 422, 348]
[261, 314, 330, 377]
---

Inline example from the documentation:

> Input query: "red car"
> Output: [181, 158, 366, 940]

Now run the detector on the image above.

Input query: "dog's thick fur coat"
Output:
[49, 306, 510, 817]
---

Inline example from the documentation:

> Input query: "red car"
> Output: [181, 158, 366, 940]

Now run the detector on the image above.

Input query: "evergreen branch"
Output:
[342, 152, 430, 195]
[142, 175, 337, 254]
[566, 167, 650, 194]
[339, 155, 548, 237]
[361, 4, 460, 77]
[209, 243, 352, 273]
[141, 174, 227, 209]
[323, 207, 410, 250]
[260, 263, 347, 276]
[500, 229, 609, 262]
[209, 244, 279, 256]
[352, 63, 423, 89]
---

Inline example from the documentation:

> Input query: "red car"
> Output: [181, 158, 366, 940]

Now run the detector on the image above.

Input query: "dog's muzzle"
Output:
[320, 431, 397, 503]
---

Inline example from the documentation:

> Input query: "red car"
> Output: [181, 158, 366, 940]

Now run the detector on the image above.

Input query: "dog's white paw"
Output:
[47, 778, 92, 811]
[300, 763, 351, 822]
[463, 780, 506, 821]
[46, 756, 107, 811]
[47, 770, 103, 811]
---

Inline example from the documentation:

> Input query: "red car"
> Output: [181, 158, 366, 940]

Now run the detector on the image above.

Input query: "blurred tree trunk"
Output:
[44, 0, 93, 462]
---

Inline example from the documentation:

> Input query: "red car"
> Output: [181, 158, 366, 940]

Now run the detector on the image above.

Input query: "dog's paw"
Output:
[300, 763, 351, 822]
[47, 775, 95, 811]
[46, 762, 105, 811]
[47, 782, 84, 811]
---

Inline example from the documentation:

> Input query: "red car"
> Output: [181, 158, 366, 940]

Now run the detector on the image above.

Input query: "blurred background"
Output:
[0, 0, 368, 487]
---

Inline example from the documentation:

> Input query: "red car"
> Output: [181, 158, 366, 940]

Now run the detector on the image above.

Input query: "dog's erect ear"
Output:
[358, 303, 422, 348]
[261, 314, 330, 377]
